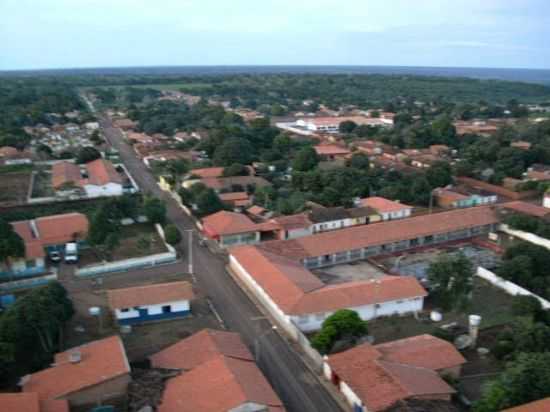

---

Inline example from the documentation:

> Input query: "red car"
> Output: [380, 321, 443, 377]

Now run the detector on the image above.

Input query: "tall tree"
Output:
[427, 252, 474, 311]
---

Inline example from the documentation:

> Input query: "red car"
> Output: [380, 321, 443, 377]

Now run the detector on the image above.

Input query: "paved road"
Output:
[97, 116, 344, 412]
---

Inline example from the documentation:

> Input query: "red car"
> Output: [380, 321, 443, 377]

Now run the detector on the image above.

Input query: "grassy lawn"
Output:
[79, 223, 168, 266]
[0, 171, 31, 204]
[367, 277, 515, 344]
[30, 170, 55, 198]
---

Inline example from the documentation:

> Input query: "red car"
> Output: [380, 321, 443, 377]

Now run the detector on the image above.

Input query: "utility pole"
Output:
[186, 229, 193, 274]
[428, 189, 434, 214]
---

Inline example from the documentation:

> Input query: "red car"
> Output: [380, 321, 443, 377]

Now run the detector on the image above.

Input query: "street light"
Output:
[254, 325, 278, 362]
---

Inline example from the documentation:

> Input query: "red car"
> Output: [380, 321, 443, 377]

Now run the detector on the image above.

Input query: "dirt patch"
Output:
[0, 172, 31, 205]
[313, 261, 385, 284]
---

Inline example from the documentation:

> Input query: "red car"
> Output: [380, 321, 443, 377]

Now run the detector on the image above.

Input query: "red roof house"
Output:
[0, 393, 69, 412]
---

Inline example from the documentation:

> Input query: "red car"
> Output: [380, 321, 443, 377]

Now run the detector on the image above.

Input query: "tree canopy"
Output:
[427, 252, 474, 311]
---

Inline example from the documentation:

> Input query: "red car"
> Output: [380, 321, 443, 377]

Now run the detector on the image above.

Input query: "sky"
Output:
[1, 0, 549, 70]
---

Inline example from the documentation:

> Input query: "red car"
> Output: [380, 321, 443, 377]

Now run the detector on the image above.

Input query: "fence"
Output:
[500, 224, 550, 251]
[0, 273, 58, 292]
[76, 224, 177, 277]
[476, 266, 550, 310]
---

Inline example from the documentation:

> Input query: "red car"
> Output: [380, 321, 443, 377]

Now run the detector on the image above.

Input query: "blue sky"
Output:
[1, 0, 549, 70]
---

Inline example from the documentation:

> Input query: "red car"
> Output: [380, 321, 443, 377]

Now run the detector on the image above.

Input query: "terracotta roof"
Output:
[201, 176, 271, 191]
[271, 213, 312, 230]
[526, 170, 550, 181]
[23, 336, 130, 401]
[0, 146, 19, 157]
[85, 158, 123, 186]
[0, 393, 40, 412]
[35, 213, 89, 246]
[230, 246, 426, 315]
[219, 192, 249, 202]
[375, 334, 466, 371]
[190, 167, 225, 178]
[328, 341, 455, 412]
[247, 205, 267, 216]
[360, 197, 412, 213]
[502, 398, 550, 412]
[11, 213, 89, 260]
[308, 207, 350, 223]
[150, 329, 253, 370]
[202, 211, 259, 236]
[292, 277, 427, 315]
[433, 188, 469, 202]
[502, 201, 550, 218]
[108, 281, 194, 310]
[158, 355, 284, 412]
[51, 161, 81, 190]
[314, 144, 351, 156]
[259, 206, 498, 260]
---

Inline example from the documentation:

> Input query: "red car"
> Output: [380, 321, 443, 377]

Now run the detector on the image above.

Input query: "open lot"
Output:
[0, 171, 31, 205]
[375, 243, 501, 283]
[313, 261, 385, 284]
[79, 223, 168, 266]
[63, 267, 221, 362]
[30, 168, 55, 198]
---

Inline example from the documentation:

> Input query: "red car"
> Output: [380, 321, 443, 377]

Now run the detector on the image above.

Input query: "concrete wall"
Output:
[380, 208, 412, 221]
[290, 297, 424, 332]
[220, 232, 260, 248]
[2, 258, 45, 277]
[476, 266, 550, 310]
[500, 224, 550, 251]
[115, 299, 190, 320]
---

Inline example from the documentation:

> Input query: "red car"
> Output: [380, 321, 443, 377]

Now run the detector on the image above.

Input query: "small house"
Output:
[359, 197, 412, 221]
[107, 281, 194, 325]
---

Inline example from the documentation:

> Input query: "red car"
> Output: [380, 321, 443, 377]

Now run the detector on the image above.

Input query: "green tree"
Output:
[311, 309, 368, 354]
[143, 197, 167, 224]
[292, 147, 319, 172]
[427, 252, 474, 311]
[196, 188, 224, 216]
[0, 218, 25, 267]
[347, 153, 370, 170]
[475, 353, 550, 412]
[426, 161, 453, 188]
[213, 137, 254, 166]
[164, 224, 182, 245]
[223, 163, 249, 177]
[76, 146, 102, 164]
[339, 120, 357, 134]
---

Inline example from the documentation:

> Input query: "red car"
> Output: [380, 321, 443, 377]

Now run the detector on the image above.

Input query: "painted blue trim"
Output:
[117, 309, 191, 325]
[0, 266, 46, 278]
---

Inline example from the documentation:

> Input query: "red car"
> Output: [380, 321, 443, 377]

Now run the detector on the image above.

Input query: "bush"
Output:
[164, 224, 182, 245]
[310, 309, 368, 354]
[511, 295, 543, 318]
[492, 340, 515, 360]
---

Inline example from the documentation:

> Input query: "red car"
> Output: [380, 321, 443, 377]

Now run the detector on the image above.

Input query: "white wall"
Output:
[380, 208, 412, 221]
[290, 296, 424, 332]
[84, 182, 123, 198]
[311, 218, 353, 233]
[476, 266, 550, 310]
[286, 227, 313, 240]
[114, 299, 190, 320]
[340, 381, 365, 412]
[544, 195, 550, 209]
[500, 224, 550, 251]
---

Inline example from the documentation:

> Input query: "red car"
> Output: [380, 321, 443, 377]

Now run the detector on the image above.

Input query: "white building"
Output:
[82, 158, 124, 198]
[359, 196, 413, 221]
[107, 281, 194, 325]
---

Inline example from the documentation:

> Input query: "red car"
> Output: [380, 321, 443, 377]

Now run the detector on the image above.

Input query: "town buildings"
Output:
[432, 186, 498, 209]
[22, 336, 131, 408]
[107, 281, 195, 325]
[323, 335, 465, 412]
[150, 329, 285, 412]
[4, 213, 89, 278]
[358, 197, 413, 221]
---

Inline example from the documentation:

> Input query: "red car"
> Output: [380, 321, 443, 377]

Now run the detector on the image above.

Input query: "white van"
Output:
[64, 242, 79, 263]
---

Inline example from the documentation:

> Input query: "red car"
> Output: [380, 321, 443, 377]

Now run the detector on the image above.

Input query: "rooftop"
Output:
[308, 207, 350, 223]
[314, 144, 351, 156]
[23, 336, 130, 401]
[501, 201, 550, 219]
[258, 206, 498, 260]
[107, 281, 194, 310]
[51, 161, 81, 190]
[327, 339, 456, 412]
[202, 211, 259, 236]
[502, 398, 550, 412]
[190, 167, 225, 179]
[359, 197, 412, 213]
[85, 158, 123, 186]
[0, 393, 69, 412]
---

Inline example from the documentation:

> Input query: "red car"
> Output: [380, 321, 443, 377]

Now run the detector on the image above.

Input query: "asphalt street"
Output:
[96, 114, 344, 412]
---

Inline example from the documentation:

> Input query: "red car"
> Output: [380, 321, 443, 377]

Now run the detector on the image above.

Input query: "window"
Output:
[120, 308, 129, 313]
[162, 305, 171, 314]
[396, 300, 403, 304]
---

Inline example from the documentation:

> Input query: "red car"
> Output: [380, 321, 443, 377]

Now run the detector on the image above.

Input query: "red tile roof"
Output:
[191, 167, 225, 178]
[374, 334, 466, 371]
[359, 197, 412, 213]
[85, 159, 123, 186]
[150, 329, 253, 370]
[23, 336, 130, 401]
[151, 330, 284, 412]
[158, 355, 284, 412]
[51, 161, 81, 189]
[202, 211, 259, 237]
[501, 201, 550, 219]
[271, 213, 312, 231]
[314, 144, 351, 156]
[108, 281, 194, 310]
[11, 213, 89, 259]
[502, 398, 550, 412]
[526, 170, 550, 181]
[327, 341, 455, 412]
[247, 205, 267, 216]
[0, 146, 19, 157]
[259, 206, 498, 260]
[230, 246, 426, 315]
[0, 393, 68, 412]
[39, 400, 69, 412]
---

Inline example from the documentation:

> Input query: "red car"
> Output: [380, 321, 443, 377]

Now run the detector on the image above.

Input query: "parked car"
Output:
[64, 242, 79, 263]
[48, 250, 62, 263]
